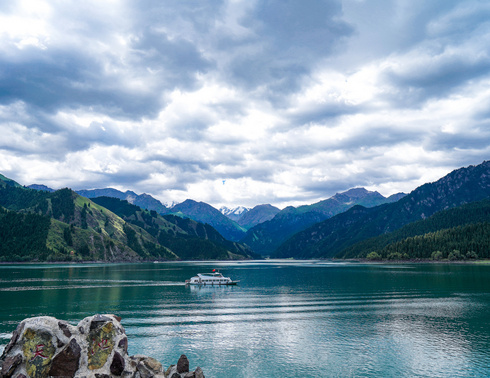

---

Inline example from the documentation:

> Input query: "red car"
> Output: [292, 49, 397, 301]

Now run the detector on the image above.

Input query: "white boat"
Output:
[185, 271, 238, 286]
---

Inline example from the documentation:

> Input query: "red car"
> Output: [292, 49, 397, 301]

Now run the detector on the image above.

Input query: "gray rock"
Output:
[1, 322, 24, 359]
[136, 361, 154, 378]
[110, 351, 125, 376]
[194, 366, 205, 378]
[0, 354, 22, 377]
[48, 338, 81, 377]
[118, 336, 128, 353]
[0, 315, 204, 378]
[143, 357, 163, 372]
[177, 355, 189, 373]
[90, 314, 112, 331]
[165, 364, 176, 377]
[58, 321, 72, 337]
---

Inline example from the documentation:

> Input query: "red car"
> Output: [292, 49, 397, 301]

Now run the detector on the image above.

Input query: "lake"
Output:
[1, 261, 490, 377]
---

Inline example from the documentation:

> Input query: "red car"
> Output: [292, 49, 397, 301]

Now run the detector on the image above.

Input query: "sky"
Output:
[0, 0, 489, 209]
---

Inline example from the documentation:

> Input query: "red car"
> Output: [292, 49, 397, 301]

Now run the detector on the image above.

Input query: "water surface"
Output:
[1, 261, 489, 377]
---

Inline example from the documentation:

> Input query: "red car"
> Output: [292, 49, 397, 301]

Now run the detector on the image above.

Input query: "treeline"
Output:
[364, 222, 490, 260]
[0, 186, 48, 213]
[92, 196, 143, 218]
[339, 199, 490, 260]
[0, 180, 256, 262]
[0, 186, 76, 221]
[0, 207, 52, 261]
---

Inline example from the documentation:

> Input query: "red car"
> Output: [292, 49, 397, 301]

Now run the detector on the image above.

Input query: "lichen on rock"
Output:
[0, 314, 205, 378]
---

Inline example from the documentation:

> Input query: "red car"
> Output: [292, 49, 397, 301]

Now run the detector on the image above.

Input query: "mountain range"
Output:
[9, 159, 490, 262]
[274, 161, 490, 259]
[240, 188, 405, 256]
[29, 185, 402, 245]
[1, 179, 257, 262]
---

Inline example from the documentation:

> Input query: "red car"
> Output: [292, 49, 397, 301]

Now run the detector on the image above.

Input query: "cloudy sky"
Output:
[1, 0, 489, 209]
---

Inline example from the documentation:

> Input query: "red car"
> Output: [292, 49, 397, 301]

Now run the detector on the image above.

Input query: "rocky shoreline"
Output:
[0, 314, 204, 378]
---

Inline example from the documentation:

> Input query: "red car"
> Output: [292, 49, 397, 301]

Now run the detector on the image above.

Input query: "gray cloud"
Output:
[219, 0, 353, 97]
[0, 0, 489, 208]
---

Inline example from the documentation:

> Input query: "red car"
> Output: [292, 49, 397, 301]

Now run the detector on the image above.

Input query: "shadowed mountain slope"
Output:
[274, 161, 490, 259]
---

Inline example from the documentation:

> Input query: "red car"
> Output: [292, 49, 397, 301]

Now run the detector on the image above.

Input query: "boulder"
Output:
[177, 354, 189, 373]
[0, 315, 205, 378]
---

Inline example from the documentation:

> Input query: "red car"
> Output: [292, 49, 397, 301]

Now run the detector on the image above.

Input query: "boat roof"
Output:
[197, 272, 225, 277]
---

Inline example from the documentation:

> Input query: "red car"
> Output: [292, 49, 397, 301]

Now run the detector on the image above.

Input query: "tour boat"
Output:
[185, 271, 238, 286]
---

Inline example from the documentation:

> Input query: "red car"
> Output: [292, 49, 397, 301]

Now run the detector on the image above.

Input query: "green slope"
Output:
[167, 199, 247, 242]
[274, 161, 490, 259]
[92, 196, 258, 260]
[242, 188, 403, 256]
[0, 174, 23, 189]
[340, 198, 490, 259]
[0, 185, 170, 262]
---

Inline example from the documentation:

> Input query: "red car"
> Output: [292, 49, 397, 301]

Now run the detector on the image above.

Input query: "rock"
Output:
[48, 338, 81, 377]
[0, 315, 205, 378]
[90, 314, 113, 331]
[195, 366, 205, 378]
[110, 351, 125, 376]
[177, 354, 189, 373]
[136, 361, 154, 378]
[1, 321, 24, 359]
[58, 321, 72, 338]
[87, 321, 116, 370]
[22, 327, 56, 378]
[144, 356, 163, 372]
[0, 354, 22, 377]
[118, 336, 128, 353]
[165, 364, 176, 376]
[136, 356, 164, 377]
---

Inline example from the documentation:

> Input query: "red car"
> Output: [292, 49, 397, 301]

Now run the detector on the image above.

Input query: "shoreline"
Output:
[1, 258, 490, 265]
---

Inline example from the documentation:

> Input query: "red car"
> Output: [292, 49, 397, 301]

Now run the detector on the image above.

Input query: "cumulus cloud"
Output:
[0, 0, 489, 208]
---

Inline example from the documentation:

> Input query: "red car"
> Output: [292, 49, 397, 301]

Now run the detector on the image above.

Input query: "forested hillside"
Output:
[92, 196, 258, 260]
[339, 198, 490, 260]
[274, 161, 490, 259]
[241, 188, 403, 256]
[0, 178, 256, 262]
[0, 206, 51, 261]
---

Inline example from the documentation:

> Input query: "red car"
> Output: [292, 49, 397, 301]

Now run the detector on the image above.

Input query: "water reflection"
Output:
[1, 262, 490, 377]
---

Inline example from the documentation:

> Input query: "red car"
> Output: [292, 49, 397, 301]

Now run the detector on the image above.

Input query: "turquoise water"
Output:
[1, 261, 490, 377]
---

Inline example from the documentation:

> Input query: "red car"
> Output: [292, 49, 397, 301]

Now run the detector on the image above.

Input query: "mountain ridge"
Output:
[0, 182, 256, 262]
[274, 160, 490, 259]
[168, 199, 247, 242]
[241, 187, 405, 256]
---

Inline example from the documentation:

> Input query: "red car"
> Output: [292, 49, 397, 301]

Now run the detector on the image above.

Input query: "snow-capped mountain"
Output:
[163, 200, 178, 209]
[220, 206, 250, 222]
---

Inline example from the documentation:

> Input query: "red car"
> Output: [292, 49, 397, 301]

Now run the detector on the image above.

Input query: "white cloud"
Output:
[0, 0, 489, 209]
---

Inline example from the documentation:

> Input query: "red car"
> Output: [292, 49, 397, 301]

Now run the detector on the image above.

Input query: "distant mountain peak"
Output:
[332, 187, 383, 201]
[220, 206, 250, 216]
[163, 200, 178, 209]
[75, 188, 167, 214]
[169, 200, 246, 241]
[28, 184, 55, 192]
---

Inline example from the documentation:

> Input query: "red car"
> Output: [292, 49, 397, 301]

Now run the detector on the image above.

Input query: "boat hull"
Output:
[185, 272, 239, 286]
